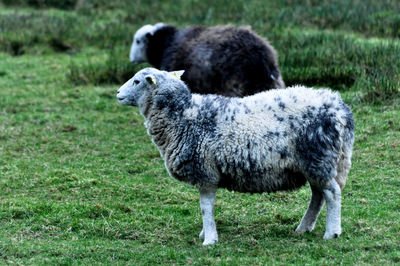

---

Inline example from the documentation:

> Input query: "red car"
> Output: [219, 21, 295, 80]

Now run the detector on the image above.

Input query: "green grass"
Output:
[1, 0, 400, 264]
[1, 0, 400, 101]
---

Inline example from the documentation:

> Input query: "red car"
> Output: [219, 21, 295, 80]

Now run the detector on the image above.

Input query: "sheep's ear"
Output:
[172, 70, 185, 79]
[145, 74, 157, 85]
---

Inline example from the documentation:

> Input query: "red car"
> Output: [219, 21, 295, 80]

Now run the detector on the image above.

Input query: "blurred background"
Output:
[1, 0, 399, 100]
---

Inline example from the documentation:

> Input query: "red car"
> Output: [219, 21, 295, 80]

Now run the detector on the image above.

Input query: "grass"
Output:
[0, 0, 400, 264]
[1, 0, 400, 101]
[67, 48, 147, 85]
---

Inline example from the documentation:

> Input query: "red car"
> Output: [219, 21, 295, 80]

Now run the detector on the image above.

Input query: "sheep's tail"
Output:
[276, 74, 285, 89]
[270, 68, 286, 89]
[334, 102, 355, 189]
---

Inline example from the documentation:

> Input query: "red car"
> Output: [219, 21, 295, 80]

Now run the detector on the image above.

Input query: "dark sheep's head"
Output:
[129, 23, 165, 63]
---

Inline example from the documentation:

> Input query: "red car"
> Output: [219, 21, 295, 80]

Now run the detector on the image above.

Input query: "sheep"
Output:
[116, 67, 355, 246]
[129, 23, 285, 97]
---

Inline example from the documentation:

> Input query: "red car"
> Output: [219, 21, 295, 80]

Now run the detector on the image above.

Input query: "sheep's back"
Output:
[150, 85, 353, 193]
[185, 86, 352, 192]
[161, 26, 282, 96]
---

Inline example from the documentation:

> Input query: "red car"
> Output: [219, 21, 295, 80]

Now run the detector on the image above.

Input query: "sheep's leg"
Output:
[322, 179, 342, 239]
[295, 186, 324, 234]
[199, 186, 218, 245]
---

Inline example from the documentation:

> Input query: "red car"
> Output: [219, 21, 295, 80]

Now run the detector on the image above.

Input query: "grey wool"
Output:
[117, 68, 355, 245]
[129, 23, 285, 97]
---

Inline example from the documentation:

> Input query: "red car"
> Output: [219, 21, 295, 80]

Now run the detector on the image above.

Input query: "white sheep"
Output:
[116, 68, 355, 245]
[129, 23, 284, 96]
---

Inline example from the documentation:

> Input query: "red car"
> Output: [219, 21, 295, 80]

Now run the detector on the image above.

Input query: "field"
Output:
[1, 0, 400, 264]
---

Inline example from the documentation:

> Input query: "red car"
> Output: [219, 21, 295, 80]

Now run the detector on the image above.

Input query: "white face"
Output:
[116, 77, 138, 106]
[129, 25, 152, 63]
[129, 23, 165, 63]
[116, 68, 184, 106]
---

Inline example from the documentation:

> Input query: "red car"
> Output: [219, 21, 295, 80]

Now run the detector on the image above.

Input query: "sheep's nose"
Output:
[117, 89, 120, 93]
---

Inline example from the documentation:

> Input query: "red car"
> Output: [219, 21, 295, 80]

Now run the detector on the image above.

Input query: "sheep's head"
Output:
[117, 67, 184, 107]
[129, 23, 165, 63]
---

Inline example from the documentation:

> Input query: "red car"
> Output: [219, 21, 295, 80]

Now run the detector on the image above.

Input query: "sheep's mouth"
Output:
[130, 57, 144, 64]
[117, 96, 137, 106]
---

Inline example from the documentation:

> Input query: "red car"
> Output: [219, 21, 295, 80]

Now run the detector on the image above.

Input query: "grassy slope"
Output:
[1, 0, 400, 264]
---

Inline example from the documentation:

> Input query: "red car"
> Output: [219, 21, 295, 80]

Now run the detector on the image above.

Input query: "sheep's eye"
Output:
[134, 80, 140, 85]
[136, 40, 140, 44]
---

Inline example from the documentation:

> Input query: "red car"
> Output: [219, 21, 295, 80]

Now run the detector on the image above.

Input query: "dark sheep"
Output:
[130, 23, 285, 97]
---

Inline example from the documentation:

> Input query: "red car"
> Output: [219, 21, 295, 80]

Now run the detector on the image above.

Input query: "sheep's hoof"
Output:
[323, 230, 341, 239]
[202, 238, 218, 246]
[295, 225, 313, 234]
[199, 229, 204, 239]
[294, 226, 306, 234]
[294, 228, 306, 235]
